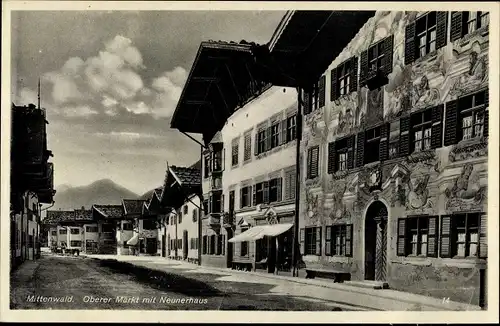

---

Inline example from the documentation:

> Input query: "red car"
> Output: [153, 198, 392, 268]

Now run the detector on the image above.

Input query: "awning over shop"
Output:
[127, 234, 139, 246]
[228, 223, 293, 243]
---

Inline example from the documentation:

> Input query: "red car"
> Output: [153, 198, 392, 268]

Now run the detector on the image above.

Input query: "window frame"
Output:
[367, 40, 386, 74]
[411, 108, 433, 153]
[240, 227, 249, 256]
[451, 213, 480, 258]
[286, 115, 297, 142]
[257, 128, 267, 154]
[364, 126, 382, 165]
[415, 11, 438, 59]
[406, 216, 429, 257]
[458, 91, 486, 141]
[231, 140, 239, 167]
[270, 122, 280, 149]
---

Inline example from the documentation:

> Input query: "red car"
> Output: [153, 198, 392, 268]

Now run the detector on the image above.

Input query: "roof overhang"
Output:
[170, 41, 270, 142]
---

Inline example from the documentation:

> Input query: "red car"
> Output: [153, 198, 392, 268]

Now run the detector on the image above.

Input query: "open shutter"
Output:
[263, 181, 270, 204]
[276, 178, 282, 202]
[379, 123, 390, 161]
[345, 224, 353, 257]
[359, 50, 369, 86]
[252, 184, 257, 206]
[404, 22, 416, 65]
[355, 131, 365, 167]
[479, 214, 487, 258]
[239, 188, 243, 208]
[436, 11, 448, 50]
[440, 215, 452, 258]
[281, 119, 288, 144]
[347, 135, 355, 169]
[325, 226, 332, 256]
[315, 227, 322, 256]
[303, 90, 311, 115]
[484, 89, 489, 138]
[327, 142, 336, 174]
[299, 228, 305, 255]
[450, 11, 464, 42]
[444, 100, 458, 146]
[318, 75, 326, 108]
[431, 104, 444, 149]
[397, 218, 406, 256]
[350, 57, 358, 92]
[221, 194, 225, 213]
[427, 216, 439, 257]
[331, 67, 338, 101]
[399, 116, 411, 156]
[382, 35, 394, 76]
[254, 131, 259, 156]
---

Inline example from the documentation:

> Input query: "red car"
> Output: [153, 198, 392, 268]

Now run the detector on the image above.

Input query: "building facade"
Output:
[168, 194, 201, 263]
[92, 205, 122, 254]
[45, 208, 94, 254]
[298, 10, 489, 305]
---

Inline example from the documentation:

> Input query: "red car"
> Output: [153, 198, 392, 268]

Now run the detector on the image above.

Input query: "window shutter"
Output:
[397, 218, 406, 256]
[404, 22, 416, 65]
[427, 216, 439, 257]
[299, 228, 305, 255]
[276, 178, 282, 202]
[440, 215, 452, 258]
[359, 50, 369, 86]
[325, 226, 332, 256]
[379, 123, 390, 161]
[222, 234, 225, 255]
[444, 100, 458, 146]
[484, 89, 489, 138]
[436, 11, 448, 50]
[265, 126, 272, 151]
[281, 119, 287, 144]
[239, 188, 243, 208]
[315, 227, 322, 256]
[351, 57, 359, 93]
[318, 75, 326, 108]
[263, 181, 270, 204]
[345, 224, 353, 257]
[331, 67, 338, 101]
[383, 35, 394, 76]
[254, 131, 259, 156]
[399, 116, 411, 156]
[479, 214, 487, 258]
[347, 135, 355, 169]
[303, 90, 311, 115]
[431, 104, 444, 149]
[450, 11, 464, 42]
[327, 142, 336, 174]
[290, 170, 296, 200]
[221, 194, 225, 212]
[355, 131, 365, 167]
[252, 185, 256, 206]
[209, 194, 213, 214]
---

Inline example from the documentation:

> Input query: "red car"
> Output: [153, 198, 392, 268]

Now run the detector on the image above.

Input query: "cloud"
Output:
[16, 87, 38, 105]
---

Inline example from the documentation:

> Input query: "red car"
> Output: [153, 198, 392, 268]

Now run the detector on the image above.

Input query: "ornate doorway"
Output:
[364, 201, 388, 281]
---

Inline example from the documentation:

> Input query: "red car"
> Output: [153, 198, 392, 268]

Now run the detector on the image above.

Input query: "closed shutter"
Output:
[484, 89, 489, 138]
[397, 218, 406, 256]
[345, 224, 353, 257]
[436, 11, 448, 50]
[276, 178, 282, 202]
[399, 116, 411, 156]
[379, 123, 390, 161]
[254, 131, 259, 156]
[479, 214, 487, 258]
[325, 226, 332, 256]
[290, 170, 296, 200]
[303, 90, 311, 115]
[404, 22, 416, 65]
[427, 216, 439, 257]
[444, 100, 458, 146]
[431, 104, 444, 149]
[331, 67, 338, 101]
[355, 131, 365, 167]
[359, 50, 369, 86]
[382, 35, 394, 76]
[263, 181, 270, 204]
[308, 146, 319, 179]
[252, 184, 256, 206]
[450, 11, 464, 42]
[299, 228, 305, 255]
[281, 119, 288, 144]
[315, 227, 322, 256]
[440, 215, 452, 258]
[318, 75, 326, 108]
[350, 57, 358, 93]
[347, 135, 355, 169]
[327, 142, 336, 174]
[265, 126, 272, 151]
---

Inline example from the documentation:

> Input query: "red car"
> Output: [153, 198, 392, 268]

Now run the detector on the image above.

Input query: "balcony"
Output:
[210, 176, 223, 191]
[208, 214, 221, 227]
[222, 212, 235, 228]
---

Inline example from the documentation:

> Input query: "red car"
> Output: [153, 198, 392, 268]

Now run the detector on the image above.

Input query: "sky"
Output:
[11, 10, 285, 195]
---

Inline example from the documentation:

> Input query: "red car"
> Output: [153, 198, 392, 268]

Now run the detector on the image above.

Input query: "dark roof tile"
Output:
[170, 166, 201, 187]
[122, 199, 146, 215]
[93, 204, 123, 219]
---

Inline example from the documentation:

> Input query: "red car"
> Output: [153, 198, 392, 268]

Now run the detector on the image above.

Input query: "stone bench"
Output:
[305, 268, 351, 283]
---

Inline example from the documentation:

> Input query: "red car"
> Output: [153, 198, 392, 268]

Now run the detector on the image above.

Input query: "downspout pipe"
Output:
[292, 87, 303, 277]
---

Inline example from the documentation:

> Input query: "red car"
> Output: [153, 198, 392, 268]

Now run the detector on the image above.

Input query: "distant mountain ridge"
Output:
[51, 179, 139, 211]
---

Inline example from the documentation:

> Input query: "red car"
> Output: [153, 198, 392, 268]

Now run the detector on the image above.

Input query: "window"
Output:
[51, 230, 57, 236]
[178, 211, 183, 224]
[70, 228, 80, 235]
[229, 190, 235, 212]
[70, 240, 82, 247]
[328, 136, 354, 173]
[203, 200, 209, 215]
[240, 186, 251, 208]
[243, 133, 252, 161]
[338, 60, 352, 96]
[406, 217, 429, 256]
[102, 224, 114, 233]
[365, 126, 381, 164]
[325, 225, 353, 257]
[142, 219, 156, 230]
[202, 235, 208, 254]
[183, 205, 188, 215]
[458, 91, 486, 141]
[240, 227, 249, 256]
[255, 182, 264, 205]
[231, 140, 239, 166]
[212, 150, 223, 172]
[217, 234, 223, 255]
[59, 228, 67, 235]
[416, 12, 437, 58]
[122, 223, 133, 231]
[307, 146, 320, 179]
[192, 209, 197, 223]
[451, 213, 481, 258]
[203, 155, 210, 178]
[269, 178, 281, 203]
[209, 235, 216, 255]
[368, 41, 385, 74]
[411, 108, 433, 153]
[466, 11, 490, 34]
[284, 169, 296, 200]
[270, 122, 280, 148]
[86, 226, 98, 233]
[389, 141, 399, 159]
[286, 115, 297, 142]
[303, 227, 321, 256]
[257, 128, 267, 154]
[211, 193, 223, 213]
